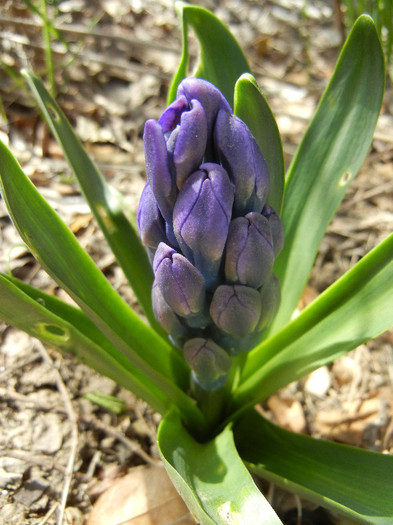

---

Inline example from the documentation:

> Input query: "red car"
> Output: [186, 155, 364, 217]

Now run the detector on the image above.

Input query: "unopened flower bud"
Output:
[151, 282, 187, 343]
[225, 212, 274, 288]
[173, 163, 234, 288]
[183, 337, 232, 390]
[210, 284, 262, 339]
[137, 182, 167, 254]
[153, 243, 207, 325]
[159, 96, 207, 189]
[215, 109, 270, 216]
[144, 119, 177, 223]
[177, 78, 231, 159]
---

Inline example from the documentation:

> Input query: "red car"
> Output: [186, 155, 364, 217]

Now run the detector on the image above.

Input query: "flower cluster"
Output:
[137, 78, 283, 389]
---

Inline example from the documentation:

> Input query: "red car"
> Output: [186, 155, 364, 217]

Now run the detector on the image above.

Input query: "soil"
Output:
[0, 1, 392, 524]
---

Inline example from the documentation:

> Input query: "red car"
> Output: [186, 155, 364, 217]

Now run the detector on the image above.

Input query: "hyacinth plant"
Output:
[0, 4, 393, 524]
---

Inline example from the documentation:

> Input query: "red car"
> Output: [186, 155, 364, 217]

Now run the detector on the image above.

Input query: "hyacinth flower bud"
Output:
[140, 77, 285, 377]
[176, 77, 232, 160]
[210, 284, 262, 339]
[262, 205, 284, 256]
[173, 163, 234, 289]
[153, 242, 208, 326]
[158, 96, 208, 189]
[225, 212, 275, 289]
[151, 282, 187, 345]
[215, 109, 270, 216]
[137, 182, 167, 257]
[183, 337, 232, 390]
[144, 119, 177, 223]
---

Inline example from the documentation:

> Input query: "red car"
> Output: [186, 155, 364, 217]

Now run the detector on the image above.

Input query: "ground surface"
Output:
[0, 0, 393, 524]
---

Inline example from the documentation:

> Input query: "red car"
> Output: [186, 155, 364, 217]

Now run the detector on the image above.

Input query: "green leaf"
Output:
[231, 231, 393, 412]
[21, 70, 160, 334]
[234, 410, 393, 524]
[234, 73, 284, 213]
[84, 392, 127, 415]
[168, 2, 250, 105]
[271, 15, 385, 332]
[158, 411, 282, 525]
[0, 140, 205, 429]
[0, 274, 173, 415]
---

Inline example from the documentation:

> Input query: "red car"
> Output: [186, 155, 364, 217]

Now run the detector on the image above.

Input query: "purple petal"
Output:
[158, 95, 189, 133]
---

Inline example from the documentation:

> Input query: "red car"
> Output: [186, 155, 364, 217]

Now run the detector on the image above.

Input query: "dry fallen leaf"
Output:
[86, 465, 195, 525]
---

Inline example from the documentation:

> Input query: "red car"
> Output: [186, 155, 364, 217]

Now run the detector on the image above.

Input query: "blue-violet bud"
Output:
[137, 182, 167, 254]
[210, 284, 262, 339]
[173, 163, 234, 289]
[215, 109, 270, 216]
[158, 96, 207, 189]
[225, 212, 274, 288]
[144, 119, 177, 223]
[153, 242, 207, 325]
[151, 282, 187, 342]
[183, 337, 232, 390]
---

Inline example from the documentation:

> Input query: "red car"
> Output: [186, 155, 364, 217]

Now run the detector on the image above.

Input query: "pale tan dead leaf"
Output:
[267, 394, 307, 434]
[86, 465, 195, 525]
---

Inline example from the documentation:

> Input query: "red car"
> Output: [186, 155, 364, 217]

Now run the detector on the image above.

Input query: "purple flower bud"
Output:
[153, 243, 207, 324]
[183, 337, 232, 390]
[137, 182, 167, 252]
[177, 78, 232, 139]
[151, 282, 187, 342]
[173, 163, 234, 288]
[262, 205, 284, 256]
[144, 119, 177, 223]
[215, 109, 270, 216]
[159, 97, 208, 190]
[210, 284, 262, 339]
[257, 274, 281, 332]
[225, 212, 274, 288]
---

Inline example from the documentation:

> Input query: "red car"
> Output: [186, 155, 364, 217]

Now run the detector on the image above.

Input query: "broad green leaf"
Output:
[232, 230, 393, 412]
[21, 70, 160, 334]
[234, 73, 284, 213]
[158, 411, 282, 525]
[271, 15, 385, 332]
[0, 274, 172, 415]
[0, 140, 205, 429]
[234, 410, 393, 524]
[168, 2, 250, 105]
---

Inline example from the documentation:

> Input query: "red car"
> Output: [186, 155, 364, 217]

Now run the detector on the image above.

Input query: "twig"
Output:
[35, 340, 79, 525]
[37, 503, 59, 525]
[0, 448, 66, 473]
